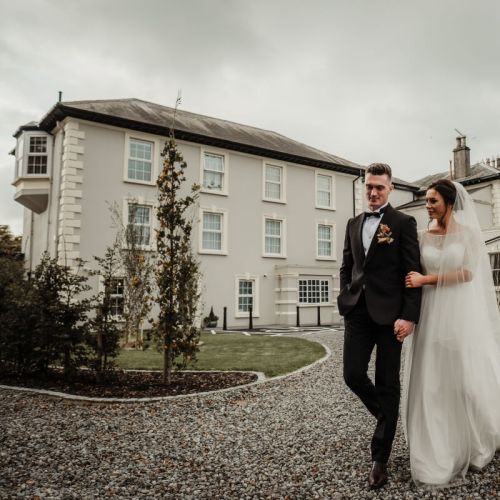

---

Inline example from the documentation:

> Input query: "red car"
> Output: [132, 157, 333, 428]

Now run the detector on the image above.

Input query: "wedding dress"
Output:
[402, 183, 500, 486]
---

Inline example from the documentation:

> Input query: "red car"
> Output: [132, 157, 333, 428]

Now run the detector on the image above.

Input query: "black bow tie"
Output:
[364, 210, 383, 218]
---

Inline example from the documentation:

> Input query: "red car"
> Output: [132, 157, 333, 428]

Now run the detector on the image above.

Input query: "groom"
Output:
[337, 163, 422, 489]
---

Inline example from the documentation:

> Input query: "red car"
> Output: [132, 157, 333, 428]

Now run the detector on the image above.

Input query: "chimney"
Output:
[453, 136, 471, 179]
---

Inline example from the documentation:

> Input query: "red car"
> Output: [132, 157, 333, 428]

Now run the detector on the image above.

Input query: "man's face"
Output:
[365, 173, 393, 210]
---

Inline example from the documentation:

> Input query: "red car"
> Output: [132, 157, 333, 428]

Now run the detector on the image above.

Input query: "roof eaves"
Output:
[486, 235, 500, 245]
[13, 121, 41, 138]
[39, 103, 367, 176]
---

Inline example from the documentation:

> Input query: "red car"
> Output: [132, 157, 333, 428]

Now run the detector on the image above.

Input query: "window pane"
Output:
[204, 153, 224, 172]
[29, 136, 47, 153]
[298, 279, 329, 304]
[130, 140, 152, 160]
[128, 205, 151, 246]
[265, 219, 281, 236]
[265, 236, 281, 254]
[317, 175, 331, 191]
[202, 212, 223, 251]
[203, 170, 223, 190]
[128, 140, 152, 181]
[202, 231, 222, 250]
[239, 280, 253, 294]
[266, 165, 282, 182]
[265, 182, 281, 200]
[318, 225, 331, 240]
[491, 253, 500, 286]
[317, 190, 331, 207]
[203, 213, 221, 230]
[107, 278, 124, 316]
[318, 241, 331, 256]
[27, 156, 47, 174]
[238, 280, 254, 313]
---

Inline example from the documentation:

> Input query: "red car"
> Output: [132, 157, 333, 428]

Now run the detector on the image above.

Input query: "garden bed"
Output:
[0, 368, 258, 398]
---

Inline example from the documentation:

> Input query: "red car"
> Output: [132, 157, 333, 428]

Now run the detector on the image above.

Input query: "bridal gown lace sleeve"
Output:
[402, 227, 500, 487]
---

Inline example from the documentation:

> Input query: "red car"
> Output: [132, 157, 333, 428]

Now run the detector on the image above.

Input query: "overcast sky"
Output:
[1, 0, 499, 234]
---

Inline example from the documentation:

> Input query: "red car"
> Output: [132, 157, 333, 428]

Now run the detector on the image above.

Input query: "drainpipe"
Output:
[352, 169, 364, 217]
[45, 130, 57, 254]
[28, 211, 34, 277]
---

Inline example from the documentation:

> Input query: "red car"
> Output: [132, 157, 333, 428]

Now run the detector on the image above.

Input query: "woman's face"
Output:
[425, 188, 449, 220]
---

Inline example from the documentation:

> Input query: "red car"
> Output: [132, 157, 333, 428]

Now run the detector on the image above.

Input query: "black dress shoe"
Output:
[368, 461, 388, 489]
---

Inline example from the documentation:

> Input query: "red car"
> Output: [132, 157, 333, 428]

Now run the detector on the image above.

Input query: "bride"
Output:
[401, 179, 500, 486]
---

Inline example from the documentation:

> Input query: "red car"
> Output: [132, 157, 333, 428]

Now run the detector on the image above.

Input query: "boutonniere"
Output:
[377, 223, 394, 244]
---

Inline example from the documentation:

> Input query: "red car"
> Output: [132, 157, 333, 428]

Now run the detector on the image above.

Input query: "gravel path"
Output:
[0, 330, 498, 499]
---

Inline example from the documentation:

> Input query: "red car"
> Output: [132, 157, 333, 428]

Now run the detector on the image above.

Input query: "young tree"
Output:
[0, 225, 22, 259]
[32, 254, 92, 377]
[155, 132, 201, 384]
[0, 225, 36, 373]
[91, 241, 122, 375]
[109, 202, 154, 348]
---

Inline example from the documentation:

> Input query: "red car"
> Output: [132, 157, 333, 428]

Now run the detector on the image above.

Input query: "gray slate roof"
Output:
[39, 98, 366, 173]
[412, 162, 500, 191]
[15, 98, 419, 189]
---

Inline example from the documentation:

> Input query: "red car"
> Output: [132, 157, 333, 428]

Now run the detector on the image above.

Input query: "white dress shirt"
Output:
[362, 203, 388, 255]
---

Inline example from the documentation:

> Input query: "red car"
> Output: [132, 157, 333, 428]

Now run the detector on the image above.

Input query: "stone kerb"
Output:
[0, 336, 332, 404]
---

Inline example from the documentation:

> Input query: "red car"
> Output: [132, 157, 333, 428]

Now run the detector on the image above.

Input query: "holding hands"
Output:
[394, 319, 415, 343]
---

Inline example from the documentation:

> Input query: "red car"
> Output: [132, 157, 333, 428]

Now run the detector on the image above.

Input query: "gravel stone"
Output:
[0, 329, 498, 499]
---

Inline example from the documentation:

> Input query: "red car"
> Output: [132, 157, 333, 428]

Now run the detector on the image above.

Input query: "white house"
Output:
[396, 136, 500, 303]
[10, 98, 416, 329]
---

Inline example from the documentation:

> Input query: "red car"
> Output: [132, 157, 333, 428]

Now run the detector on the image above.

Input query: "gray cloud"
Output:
[1, 0, 499, 231]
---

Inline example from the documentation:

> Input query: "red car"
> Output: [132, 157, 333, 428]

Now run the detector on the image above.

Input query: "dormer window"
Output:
[27, 136, 48, 174]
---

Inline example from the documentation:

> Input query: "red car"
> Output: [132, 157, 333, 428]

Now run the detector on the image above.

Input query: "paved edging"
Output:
[0, 336, 332, 404]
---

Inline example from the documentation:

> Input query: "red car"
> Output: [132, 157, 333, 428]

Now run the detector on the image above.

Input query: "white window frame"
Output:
[262, 161, 286, 203]
[490, 251, 500, 289]
[262, 215, 287, 258]
[98, 276, 125, 320]
[235, 274, 260, 318]
[316, 221, 336, 260]
[124, 132, 158, 186]
[200, 148, 229, 196]
[123, 198, 155, 251]
[315, 171, 336, 210]
[18, 132, 52, 178]
[298, 278, 331, 305]
[199, 207, 228, 255]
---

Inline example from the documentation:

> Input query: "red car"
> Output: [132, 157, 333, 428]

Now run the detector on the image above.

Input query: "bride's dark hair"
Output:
[427, 179, 458, 229]
[428, 179, 457, 208]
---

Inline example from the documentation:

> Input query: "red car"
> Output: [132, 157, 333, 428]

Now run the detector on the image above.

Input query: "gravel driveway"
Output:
[1, 329, 498, 499]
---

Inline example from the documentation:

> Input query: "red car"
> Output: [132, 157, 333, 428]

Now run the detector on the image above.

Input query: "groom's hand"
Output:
[394, 319, 415, 342]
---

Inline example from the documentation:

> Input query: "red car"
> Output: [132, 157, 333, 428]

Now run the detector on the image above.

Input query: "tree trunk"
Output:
[163, 333, 173, 385]
[97, 330, 103, 372]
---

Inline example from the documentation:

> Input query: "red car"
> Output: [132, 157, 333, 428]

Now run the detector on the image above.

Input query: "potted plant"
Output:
[203, 307, 219, 328]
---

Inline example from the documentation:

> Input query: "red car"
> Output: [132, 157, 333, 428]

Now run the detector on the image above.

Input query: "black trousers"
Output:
[343, 292, 402, 463]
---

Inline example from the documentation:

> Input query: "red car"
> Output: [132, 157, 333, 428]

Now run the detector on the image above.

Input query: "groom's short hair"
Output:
[366, 163, 392, 180]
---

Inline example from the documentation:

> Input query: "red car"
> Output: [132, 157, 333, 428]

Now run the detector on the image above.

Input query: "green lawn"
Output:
[116, 333, 326, 377]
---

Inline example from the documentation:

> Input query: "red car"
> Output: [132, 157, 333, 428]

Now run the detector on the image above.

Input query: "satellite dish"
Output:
[454, 128, 466, 138]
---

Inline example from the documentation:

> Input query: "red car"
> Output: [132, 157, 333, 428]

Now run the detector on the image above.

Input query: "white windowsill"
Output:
[263, 197, 286, 204]
[124, 178, 156, 187]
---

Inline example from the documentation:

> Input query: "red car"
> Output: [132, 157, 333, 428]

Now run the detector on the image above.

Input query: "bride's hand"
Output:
[405, 271, 425, 288]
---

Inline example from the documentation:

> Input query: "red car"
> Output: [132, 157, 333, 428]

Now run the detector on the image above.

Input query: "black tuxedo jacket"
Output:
[337, 204, 422, 325]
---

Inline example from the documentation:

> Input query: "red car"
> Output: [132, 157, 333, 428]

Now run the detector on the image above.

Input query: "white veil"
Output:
[402, 181, 500, 485]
